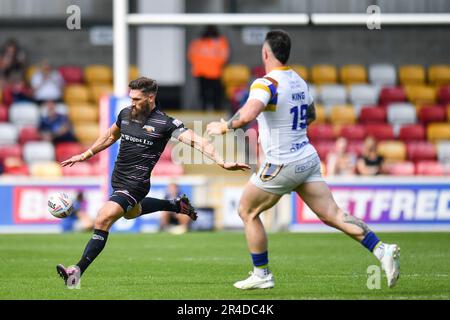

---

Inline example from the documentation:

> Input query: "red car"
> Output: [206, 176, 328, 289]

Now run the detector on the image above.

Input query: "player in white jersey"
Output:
[207, 30, 400, 290]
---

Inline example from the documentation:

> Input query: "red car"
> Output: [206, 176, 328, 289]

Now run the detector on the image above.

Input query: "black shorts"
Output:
[109, 189, 147, 213]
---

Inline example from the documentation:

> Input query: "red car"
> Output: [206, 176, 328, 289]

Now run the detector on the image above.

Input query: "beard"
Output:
[130, 101, 151, 123]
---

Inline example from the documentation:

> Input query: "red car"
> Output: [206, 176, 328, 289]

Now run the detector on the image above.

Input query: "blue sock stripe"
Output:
[251, 251, 268, 267]
[361, 232, 380, 252]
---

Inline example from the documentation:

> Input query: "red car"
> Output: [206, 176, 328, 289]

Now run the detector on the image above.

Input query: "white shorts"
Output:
[250, 153, 324, 195]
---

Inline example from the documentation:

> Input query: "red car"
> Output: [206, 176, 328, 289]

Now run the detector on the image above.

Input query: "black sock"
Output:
[76, 229, 109, 275]
[140, 197, 178, 216]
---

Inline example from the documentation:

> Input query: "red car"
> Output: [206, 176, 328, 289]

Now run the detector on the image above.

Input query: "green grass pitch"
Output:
[0, 232, 449, 300]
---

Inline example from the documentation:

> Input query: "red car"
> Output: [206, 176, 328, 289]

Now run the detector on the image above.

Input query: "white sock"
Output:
[373, 242, 386, 261]
[253, 266, 270, 277]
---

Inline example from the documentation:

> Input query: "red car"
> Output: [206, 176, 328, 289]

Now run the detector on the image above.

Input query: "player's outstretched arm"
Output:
[61, 124, 121, 167]
[173, 128, 250, 171]
[206, 99, 266, 136]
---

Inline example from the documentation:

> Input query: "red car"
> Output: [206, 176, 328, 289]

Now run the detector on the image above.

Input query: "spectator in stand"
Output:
[356, 136, 384, 175]
[188, 25, 229, 110]
[61, 191, 94, 232]
[31, 60, 64, 104]
[160, 183, 191, 235]
[326, 137, 356, 176]
[0, 39, 26, 81]
[2, 72, 34, 105]
[39, 100, 77, 143]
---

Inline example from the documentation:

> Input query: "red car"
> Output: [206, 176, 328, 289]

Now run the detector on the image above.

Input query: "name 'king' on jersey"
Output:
[247, 66, 317, 165]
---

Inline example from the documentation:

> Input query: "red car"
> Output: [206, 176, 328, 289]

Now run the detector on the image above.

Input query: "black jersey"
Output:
[111, 106, 186, 198]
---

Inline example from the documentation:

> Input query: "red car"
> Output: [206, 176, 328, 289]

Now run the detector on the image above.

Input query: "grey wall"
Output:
[0, 0, 112, 18]
[0, 28, 113, 67]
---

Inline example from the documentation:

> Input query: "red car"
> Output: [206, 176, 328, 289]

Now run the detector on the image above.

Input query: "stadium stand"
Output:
[340, 64, 367, 85]
[406, 141, 437, 162]
[23, 141, 55, 164]
[359, 106, 386, 124]
[311, 64, 338, 84]
[379, 86, 407, 106]
[416, 160, 445, 175]
[427, 123, 450, 142]
[398, 124, 426, 142]
[9, 102, 40, 127]
[30, 161, 62, 177]
[63, 84, 90, 104]
[365, 123, 395, 141]
[428, 65, 450, 86]
[18, 126, 41, 144]
[437, 141, 450, 163]
[222, 64, 250, 99]
[84, 65, 113, 85]
[399, 65, 426, 85]
[384, 161, 415, 176]
[0, 123, 18, 145]
[377, 140, 407, 162]
[340, 124, 366, 141]
[418, 105, 447, 124]
[330, 105, 356, 125]
[348, 84, 379, 106]
[1, 58, 450, 177]
[319, 85, 347, 105]
[58, 65, 84, 84]
[368, 64, 397, 86]
[437, 85, 450, 104]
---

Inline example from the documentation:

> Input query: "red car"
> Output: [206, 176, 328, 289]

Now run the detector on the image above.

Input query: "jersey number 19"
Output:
[290, 104, 308, 130]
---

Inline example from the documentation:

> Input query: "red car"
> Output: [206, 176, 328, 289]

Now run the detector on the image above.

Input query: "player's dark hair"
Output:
[129, 77, 158, 96]
[265, 30, 291, 65]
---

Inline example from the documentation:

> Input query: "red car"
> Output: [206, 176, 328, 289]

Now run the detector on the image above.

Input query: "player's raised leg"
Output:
[295, 181, 400, 288]
[233, 182, 281, 290]
[123, 195, 197, 221]
[56, 201, 124, 286]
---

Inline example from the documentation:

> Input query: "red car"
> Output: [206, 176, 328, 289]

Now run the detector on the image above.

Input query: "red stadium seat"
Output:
[152, 161, 183, 176]
[359, 106, 386, 124]
[61, 162, 93, 176]
[3, 164, 29, 175]
[18, 126, 41, 144]
[406, 141, 436, 162]
[0, 145, 22, 161]
[418, 106, 446, 124]
[437, 85, 450, 105]
[312, 141, 335, 160]
[340, 125, 366, 141]
[398, 124, 425, 142]
[379, 87, 407, 106]
[416, 161, 445, 175]
[307, 124, 336, 142]
[384, 162, 415, 176]
[251, 65, 266, 78]
[58, 66, 84, 84]
[364, 124, 394, 140]
[0, 105, 8, 122]
[55, 142, 84, 162]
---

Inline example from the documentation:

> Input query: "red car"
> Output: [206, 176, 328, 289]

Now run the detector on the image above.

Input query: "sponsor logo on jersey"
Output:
[172, 119, 183, 127]
[143, 125, 155, 133]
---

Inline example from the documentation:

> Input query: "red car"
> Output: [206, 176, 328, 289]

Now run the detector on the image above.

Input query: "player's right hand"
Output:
[60, 154, 86, 167]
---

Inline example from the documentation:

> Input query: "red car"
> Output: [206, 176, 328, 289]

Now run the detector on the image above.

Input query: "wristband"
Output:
[81, 149, 94, 160]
